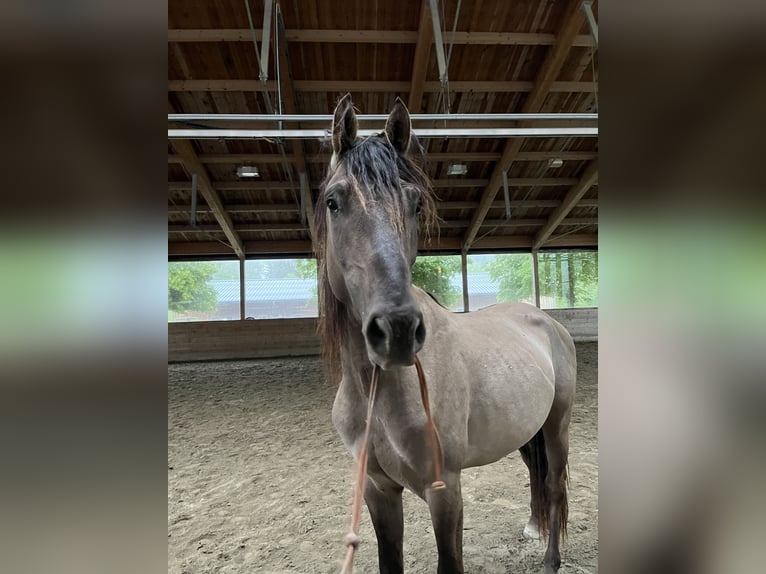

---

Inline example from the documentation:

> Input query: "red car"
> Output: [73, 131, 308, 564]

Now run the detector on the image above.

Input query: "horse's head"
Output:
[316, 94, 434, 370]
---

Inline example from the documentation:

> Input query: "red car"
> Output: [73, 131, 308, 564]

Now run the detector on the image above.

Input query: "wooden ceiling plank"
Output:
[532, 159, 598, 249]
[461, 0, 587, 252]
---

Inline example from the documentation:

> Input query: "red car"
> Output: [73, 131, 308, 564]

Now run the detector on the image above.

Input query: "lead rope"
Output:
[339, 356, 445, 574]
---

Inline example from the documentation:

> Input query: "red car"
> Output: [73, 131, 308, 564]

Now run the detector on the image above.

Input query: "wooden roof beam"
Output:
[461, 0, 587, 253]
[167, 29, 594, 47]
[168, 233, 597, 258]
[168, 203, 300, 214]
[169, 151, 597, 165]
[167, 198, 597, 214]
[168, 79, 596, 93]
[168, 100, 245, 259]
[533, 160, 598, 250]
[170, 139, 245, 259]
[408, 0, 434, 113]
[438, 198, 598, 210]
[169, 217, 595, 234]
[168, 177, 581, 192]
[273, 10, 315, 240]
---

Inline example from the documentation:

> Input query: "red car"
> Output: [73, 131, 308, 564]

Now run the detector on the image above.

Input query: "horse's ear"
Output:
[385, 97, 411, 154]
[332, 93, 357, 155]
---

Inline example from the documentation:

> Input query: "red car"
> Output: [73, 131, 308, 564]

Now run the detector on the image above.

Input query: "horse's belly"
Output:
[463, 372, 555, 468]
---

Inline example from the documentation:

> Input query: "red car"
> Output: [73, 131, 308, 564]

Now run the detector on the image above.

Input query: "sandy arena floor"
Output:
[168, 342, 597, 573]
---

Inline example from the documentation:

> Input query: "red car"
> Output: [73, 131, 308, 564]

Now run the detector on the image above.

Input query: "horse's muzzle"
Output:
[364, 306, 426, 369]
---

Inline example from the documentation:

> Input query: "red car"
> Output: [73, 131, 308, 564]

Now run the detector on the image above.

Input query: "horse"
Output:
[315, 94, 577, 574]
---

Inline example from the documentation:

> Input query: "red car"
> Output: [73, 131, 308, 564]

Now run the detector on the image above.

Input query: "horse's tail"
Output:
[520, 429, 569, 539]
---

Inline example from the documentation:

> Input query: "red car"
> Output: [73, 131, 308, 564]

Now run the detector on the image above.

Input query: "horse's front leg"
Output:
[425, 472, 464, 574]
[365, 475, 404, 574]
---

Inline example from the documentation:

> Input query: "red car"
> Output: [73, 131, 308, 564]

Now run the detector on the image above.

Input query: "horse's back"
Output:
[467, 301, 577, 405]
[462, 300, 574, 363]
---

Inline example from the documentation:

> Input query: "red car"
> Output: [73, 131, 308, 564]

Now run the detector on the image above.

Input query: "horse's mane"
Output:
[313, 133, 437, 380]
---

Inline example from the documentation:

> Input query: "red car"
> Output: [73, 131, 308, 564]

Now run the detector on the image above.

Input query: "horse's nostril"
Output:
[365, 309, 424, 366]
[414, 316, 426, 350]
[365, 315, 389, 351]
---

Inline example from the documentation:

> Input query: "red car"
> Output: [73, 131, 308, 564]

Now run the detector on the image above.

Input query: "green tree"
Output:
[411, 256, 462, 308]
[538, 252, 598, 307]
[168, 262, 219, 313]
[294, 258, 319, 302]
[484, 252, 598, 307]
[295, 258, 317, 280]
[485, 254, 534, 302]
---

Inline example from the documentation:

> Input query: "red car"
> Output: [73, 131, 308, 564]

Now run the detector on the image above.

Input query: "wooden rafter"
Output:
[461, 0, 588, 252]
[168, 233, 598, 258]
[533, 160, 598, 249]
[168, 79, 596, 93]
[274, 28, 315, 239]
[167, 28, 594, 47]
[167, 199, 598, 214]
[408, 0, 434, 113]
[168, 177, 580, 192]
[170, 139, 245, 259]
[168, 217, 596, 234]
[168, 151, 598, 165]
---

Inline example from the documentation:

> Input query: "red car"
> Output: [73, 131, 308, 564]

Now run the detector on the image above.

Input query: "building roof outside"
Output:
[209, 272, 501, 303]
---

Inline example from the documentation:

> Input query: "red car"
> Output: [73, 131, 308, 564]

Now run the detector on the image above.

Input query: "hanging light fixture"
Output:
[236, 165, 260, 178]
[447, 163, 468, 176]
[547, 158, 564, 169]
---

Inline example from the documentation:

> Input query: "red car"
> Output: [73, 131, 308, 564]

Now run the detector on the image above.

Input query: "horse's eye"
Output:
[415, 197, 423, 215]
[327, 198, 339, 212]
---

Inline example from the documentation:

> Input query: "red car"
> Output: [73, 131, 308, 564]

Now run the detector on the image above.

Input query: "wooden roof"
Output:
[168, 0, 598, 258]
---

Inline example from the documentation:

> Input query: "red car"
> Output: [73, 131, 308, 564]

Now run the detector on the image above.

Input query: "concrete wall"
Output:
[545, 307, 598, 342]
[168, 308, 597, 362]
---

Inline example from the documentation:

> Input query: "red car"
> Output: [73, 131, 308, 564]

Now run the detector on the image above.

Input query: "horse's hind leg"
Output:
[425, 471, 464, 574]
[521, 387, 573, 572]
[365, 475, 404, 574]
[519, 436, 544, 540]
[539, 405, 572, 573]
[540, 325, 576, 573]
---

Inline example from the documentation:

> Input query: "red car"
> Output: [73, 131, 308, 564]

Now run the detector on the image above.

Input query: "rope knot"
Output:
[344, 533, 361, 549]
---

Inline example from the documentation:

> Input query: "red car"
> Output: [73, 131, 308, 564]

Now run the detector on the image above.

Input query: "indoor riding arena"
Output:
[168, 1, 599, 572]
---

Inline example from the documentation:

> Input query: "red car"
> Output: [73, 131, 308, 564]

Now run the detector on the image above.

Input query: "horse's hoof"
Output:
[523, 521, 541, 540]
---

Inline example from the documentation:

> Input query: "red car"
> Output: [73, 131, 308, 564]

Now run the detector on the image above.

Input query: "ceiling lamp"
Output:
[236, 165, 260, 178]
[447, 163, 468, 176]
[547, 158, 564, 169]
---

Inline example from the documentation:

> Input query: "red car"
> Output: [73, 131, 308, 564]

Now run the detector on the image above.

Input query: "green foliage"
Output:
[538, 252, 598, 307]
[483, 252, 598, 307]
[168, 262, 219, 313]
[295, 258, 318, 280]
[485, 254, 534, 302]
[294, 258, 319, 302]
[411, 256, 462, 308]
